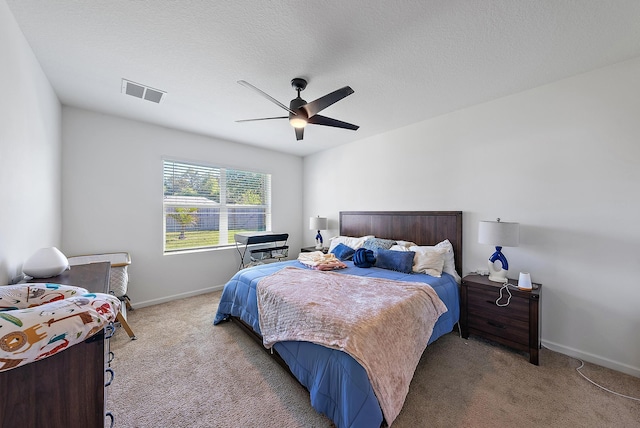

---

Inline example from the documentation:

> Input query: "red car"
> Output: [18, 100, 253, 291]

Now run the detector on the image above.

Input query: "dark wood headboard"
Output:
[339, 211, 463, 275]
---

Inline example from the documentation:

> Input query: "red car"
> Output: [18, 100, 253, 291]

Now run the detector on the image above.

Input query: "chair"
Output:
[68, 252, 136, 340]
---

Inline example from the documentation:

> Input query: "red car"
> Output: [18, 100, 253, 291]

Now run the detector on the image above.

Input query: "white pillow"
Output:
[409, 246, 447, 277]
[328, 235, 375, 252]
[395, 240, 417, 248]
[435, 239, 462, 284]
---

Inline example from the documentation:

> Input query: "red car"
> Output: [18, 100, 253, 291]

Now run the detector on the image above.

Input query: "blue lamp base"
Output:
[487, 246, 509, 283]
[315, 230, 324, 249]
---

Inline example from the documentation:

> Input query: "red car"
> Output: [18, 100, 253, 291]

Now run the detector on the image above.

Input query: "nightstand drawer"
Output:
[467, 287, 529, 322]
[300, 246, 328, 253]
[468, 313, 529, 345]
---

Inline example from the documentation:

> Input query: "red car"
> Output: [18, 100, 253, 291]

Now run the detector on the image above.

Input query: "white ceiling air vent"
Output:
[121, 79, 166, 103]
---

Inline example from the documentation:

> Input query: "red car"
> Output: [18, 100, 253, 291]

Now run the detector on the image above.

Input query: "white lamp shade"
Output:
[309, 216, 328, 230]
[478, 220, 519, 247]
[22, 247, 69, 278]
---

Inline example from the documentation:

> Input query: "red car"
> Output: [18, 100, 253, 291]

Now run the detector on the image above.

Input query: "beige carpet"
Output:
[107, 291, 640, 427]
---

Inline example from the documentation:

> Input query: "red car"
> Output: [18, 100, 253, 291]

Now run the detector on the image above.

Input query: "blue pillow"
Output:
[331, 243, 355, 260]
[353, 248, 376, 268]
[374, 248, 415, 274]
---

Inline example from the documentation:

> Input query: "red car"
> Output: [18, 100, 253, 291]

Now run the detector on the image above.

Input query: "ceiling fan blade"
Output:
[237, 80, 297, 115]
[236, 116, 288, 123]
[307, 114, 359, 130]
[295, 127, 304, 141]
[302, 86, 354, 118]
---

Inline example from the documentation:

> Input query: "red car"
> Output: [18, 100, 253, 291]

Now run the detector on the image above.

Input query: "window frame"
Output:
[162, 158, 272, 254]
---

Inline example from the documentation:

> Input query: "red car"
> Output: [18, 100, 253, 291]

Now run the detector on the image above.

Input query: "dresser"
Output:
[460, 274, 542, 365]
[0, 262, 115, 427]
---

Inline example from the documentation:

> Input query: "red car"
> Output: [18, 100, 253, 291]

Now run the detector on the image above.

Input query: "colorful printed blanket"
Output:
[257, 267, 448, 425]
[0, 283, 120, 372]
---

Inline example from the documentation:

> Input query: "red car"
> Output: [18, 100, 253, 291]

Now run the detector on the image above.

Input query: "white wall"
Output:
[303, 57, 640, 377]
[0, 2, 61, 285]
[5, 0, 637, 376]
[61, 107, 302, 306]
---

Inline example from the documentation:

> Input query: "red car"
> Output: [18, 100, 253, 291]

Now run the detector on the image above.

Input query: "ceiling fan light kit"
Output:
[289, 116, 308, 128]
[237, 78, 359, 141]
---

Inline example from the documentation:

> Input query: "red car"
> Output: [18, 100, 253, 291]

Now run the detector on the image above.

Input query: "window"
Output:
[163, 159, 271, 253]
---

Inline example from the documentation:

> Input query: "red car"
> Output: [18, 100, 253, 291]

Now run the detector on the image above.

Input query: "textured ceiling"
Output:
[6, 0, 640, 156]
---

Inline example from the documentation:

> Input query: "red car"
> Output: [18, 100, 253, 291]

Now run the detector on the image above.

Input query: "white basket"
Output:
[68, 252, 131, 297]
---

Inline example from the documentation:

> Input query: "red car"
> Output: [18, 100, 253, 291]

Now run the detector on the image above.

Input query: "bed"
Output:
[214, 211, 462, 427]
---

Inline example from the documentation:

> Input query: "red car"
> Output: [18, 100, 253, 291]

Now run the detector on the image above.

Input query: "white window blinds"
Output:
[163, 160, 271, 252]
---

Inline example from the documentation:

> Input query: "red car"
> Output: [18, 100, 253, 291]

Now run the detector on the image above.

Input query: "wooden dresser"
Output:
[0, 262, 115, 427]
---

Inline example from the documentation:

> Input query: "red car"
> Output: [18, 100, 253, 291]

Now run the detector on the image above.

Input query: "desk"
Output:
[235, 232, 289, 269]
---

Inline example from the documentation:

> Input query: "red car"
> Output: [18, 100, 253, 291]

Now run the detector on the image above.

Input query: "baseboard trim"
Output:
[132, 285, 224, 309]
[542, 339, 639, 378]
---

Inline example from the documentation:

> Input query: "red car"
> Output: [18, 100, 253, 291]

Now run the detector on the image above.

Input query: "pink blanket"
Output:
[257, 267, 447, 425]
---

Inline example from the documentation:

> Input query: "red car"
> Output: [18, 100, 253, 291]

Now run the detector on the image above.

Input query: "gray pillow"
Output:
[363, 238, 396, 252]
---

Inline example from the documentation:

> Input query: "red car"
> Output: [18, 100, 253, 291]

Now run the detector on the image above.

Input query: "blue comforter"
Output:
[214, 260, 459, 428]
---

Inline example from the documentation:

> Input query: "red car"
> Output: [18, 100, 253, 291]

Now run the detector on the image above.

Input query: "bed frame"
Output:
[230, 210, 463, 371]
[340, 211, 463, 274]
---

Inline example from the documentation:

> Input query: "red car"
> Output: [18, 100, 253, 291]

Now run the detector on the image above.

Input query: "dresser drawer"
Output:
[468, 313, 529, 346]
[467, 286, 529, 321]
[466, 284, 530, 345]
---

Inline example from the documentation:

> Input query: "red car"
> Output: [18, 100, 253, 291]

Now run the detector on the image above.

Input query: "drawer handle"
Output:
[105, 411, 115, 428]
[105, 323, 115, 339]
[105, 368, 115, 387]
[487, 320, 506, 329]
[108, 351, 115, 365]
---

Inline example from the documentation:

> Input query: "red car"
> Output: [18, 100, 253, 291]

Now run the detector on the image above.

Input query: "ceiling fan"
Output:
[236, 78, 359, 141]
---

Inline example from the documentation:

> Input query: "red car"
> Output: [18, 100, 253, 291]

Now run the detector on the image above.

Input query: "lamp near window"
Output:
[478, 218, 519, 283]
[309, 216, 328, 250]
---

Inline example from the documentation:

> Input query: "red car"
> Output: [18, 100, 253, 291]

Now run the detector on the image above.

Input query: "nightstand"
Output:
[300, 246, 328, 253]
[460, 274, 542, 365]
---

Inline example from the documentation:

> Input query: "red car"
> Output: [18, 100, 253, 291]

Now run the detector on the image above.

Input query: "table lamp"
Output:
[478, 218, 519, 283]
[309, 216, 328, 249]
[22, 247, 69, 278]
